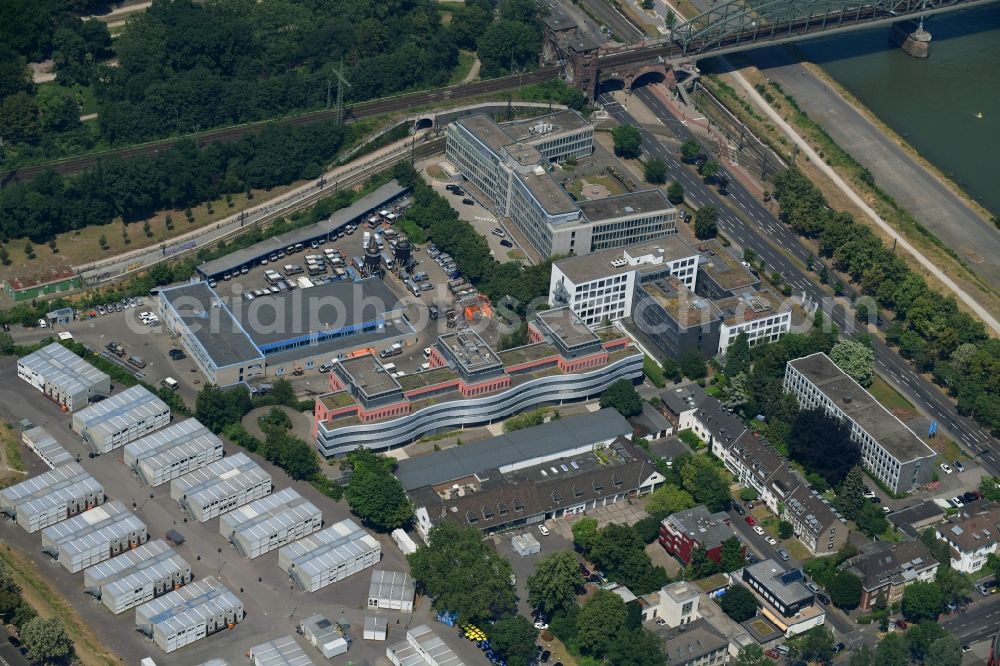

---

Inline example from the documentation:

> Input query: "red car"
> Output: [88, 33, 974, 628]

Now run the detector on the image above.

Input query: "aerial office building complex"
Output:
[17, 342, 111, 411]
[783, 353, 936, 493]
[72, 385, 171, 454]
[446, 111, 677, 257]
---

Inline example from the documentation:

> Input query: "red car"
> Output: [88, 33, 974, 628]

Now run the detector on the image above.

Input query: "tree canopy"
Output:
[21, 617, 73, 664]
[612, 124, 642, 159]
[831, 339, 876, 388]
[694, 205, 719, 240]
[855, 502, 889, 539]
[680, 455, 731, 512]
[576, 589, 628, 656]
[644, 158, 668, 184]
[488, 615, 538, 666]
[408, 523, 516, 623]
[836, 466, 867, 520]
[527, 551, 583, 616]
[828, 571, 862, 610]
[599, 379, 643, 417]
[719, 585, 758, 622]
[345, 449, 413, 531]
[645, 484, 695, 521]
[901, 580, 943, 623]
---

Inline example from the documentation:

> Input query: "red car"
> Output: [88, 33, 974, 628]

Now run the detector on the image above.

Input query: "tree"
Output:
[661, 355, 683, 382]
[599, 379, 642, 417]
[679, 348, 707, 379]
[590, 523, 668, 595]
[408, 523, 516, 623]
[572, 516, 600, 555]
[925, 635, 962, 666]
[790, 627, 834, 665]
[935, 564, 972, 606]
[873, 632, 909, 666]
[788, 408, 859, 486]
[611, 124, 642, 159]
[836, 466, 867, 520]
[645, 484, 694, 521]
[694, 205, 719, 240]
[720, 536, 746, 572]
[830, 340, 876, 387]
[576, 589, 628, 656]
[702, 160, 721, 183]
[778, 520, 793, 539]
[903, 621, 948, 662]
[680, 455, 731, 511]
[527, 552, 583, 616]
[828, 571, 862, 610]
[901, 580, 944, 623]
[855, 502, 889, 538]
[0, 91, 40, 144]
[477, 20, 541, 77]
[667, 181, 685, 205]
[681, 139, 701, 162]
[195, 384, 252, 433]
[724, 332, 752, 376]
[98, 234, 109, 250]
[719, 585, 758, 622]
[20, 617, 73, 664]
[849, 645, 873, 666]
[685, 548, 720, 580]
[733, 644, 771, 666]
[0, 332, 14, 356]
[346, 450, 413, 531]
[605, 628, 664, 666]
[488, 615, 538, 666]
[920, 527, 953, 565]
[644, 158, 667, 184]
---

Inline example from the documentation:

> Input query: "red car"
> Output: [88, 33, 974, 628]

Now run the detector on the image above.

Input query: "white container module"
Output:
[40, 500, 148, 573]
[17, 342, 111, 411]
[22, 426, 74, 469]
[135, 576, 243, 654]
[391, 528, 418, 556]
[72, 385, 171, 454]
[511, 533, 541, 557]
[363, 616, 387, 642]
[248, 635, 314, 666]
[83, 539, 192, 615]
[300, 615, 349, 659]
[220, 488, 322, 559]
[0, 462, 104, 533]
[170, 452, 271, 522]
[124, 419, 224, 486]
[278, 519, 380, 592]
[367, 570, 415, 613]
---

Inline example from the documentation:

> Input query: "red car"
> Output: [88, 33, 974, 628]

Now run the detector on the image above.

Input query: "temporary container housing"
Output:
[0, 462, 103, 533]
[17, 342, 111, 411]
[511, 533, 541, 557]
[364, 615, 388, 641]
[170, 452, 272, 522]
[83, 539, 192, 614]
[300, 615, 349, 659]
[248, 635, 314, 666]
[22, 426, 74, 468]
[391, 528, 418, 556]
[72, 385, 171, 454]
[135, 576, 243, 654]
[41, 500, 148, 573]
[219, 488, 322, 559]
[386, 625, 464, 666]
[367, 570, 415, 613]
[124, 419, 224, 486]
[278, 518, 380, 592]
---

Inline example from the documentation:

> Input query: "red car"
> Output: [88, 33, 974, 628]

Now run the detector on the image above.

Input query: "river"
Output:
[791, 5, 1000, 216]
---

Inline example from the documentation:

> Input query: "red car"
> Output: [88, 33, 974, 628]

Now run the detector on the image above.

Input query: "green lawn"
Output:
[869, 375, 915, 412]
[37, 81, 98, 116]
[448, 50, 477, 85]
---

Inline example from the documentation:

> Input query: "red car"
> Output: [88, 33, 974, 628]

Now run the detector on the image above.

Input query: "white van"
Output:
[161, 377, 179, 391]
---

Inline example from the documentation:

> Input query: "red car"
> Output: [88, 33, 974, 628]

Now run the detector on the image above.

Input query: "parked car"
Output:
[462, 198, 474, 205]
[954, 460, 966, 473]
[733, 504, 746, 516]
[940, 463, 953, 474]
[491, 228, 505, 237]
[766, 536, 777, 546]
[745, 516, 755, 526]
[538, 525, 550, 536]
[833, 643, 846, 654]
[870, 495, 881, 503]
[500, 239, 513, 248]
[753, 526, 765, 536]
[964, 491, 980, 503]
[862, 488, 877, 499]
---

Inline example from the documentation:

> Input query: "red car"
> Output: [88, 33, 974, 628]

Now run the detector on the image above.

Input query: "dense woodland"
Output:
[0, 0, 547, 162]
[772, 168, 1000, 437]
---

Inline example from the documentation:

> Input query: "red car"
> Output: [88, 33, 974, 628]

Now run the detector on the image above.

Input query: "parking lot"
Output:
[0, 362, 458, 666]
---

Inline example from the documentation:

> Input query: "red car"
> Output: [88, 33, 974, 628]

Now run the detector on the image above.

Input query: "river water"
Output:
[793, 5, 1000, 216]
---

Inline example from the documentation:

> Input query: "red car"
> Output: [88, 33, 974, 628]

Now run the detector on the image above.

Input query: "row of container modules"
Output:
[135, 576, 244, 654]
[170, 452, 273, 522]
[220, 487, 323, 559]
[249, 635, 316, 666]
[124, 418, 224, 486]
[72, 385, 171, 454]
[41, 500, 148, 573]
[22, 425, 73, 469]
[0, 462, 104, 533]
[83, 539, 193, 615]
[277, 518, 380, 592]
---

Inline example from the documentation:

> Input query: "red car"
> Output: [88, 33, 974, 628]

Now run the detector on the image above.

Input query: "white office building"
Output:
[124, 419, 224, 486]
[368, 570, 415, 613]
[784, 353, 936, 493]
[72, 385, 171, 454]
[17, 342, 110, 411]
[715, 290, 792, 354]
[549, 237, 700, 326]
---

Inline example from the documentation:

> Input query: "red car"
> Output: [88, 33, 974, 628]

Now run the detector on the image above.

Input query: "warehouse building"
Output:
[220, 488, 322, 559]
[124, 419, 224, 486]
[368, 570, 415, 613]
[84, 539, 192, 614]
[135, 576, 243, 654]
[0, 462, 103, 533]
[196, 180, 409, 281]
[278, 518, 380, 592]
[158, 276, 414, 386]
[41, 500, 148, 573]
[249, 635, 314, 666]
[17, 342, 110, 411]
[72, 385, 171, 454]
[170, 452, 272, 522]
[22, 426, 74, 468]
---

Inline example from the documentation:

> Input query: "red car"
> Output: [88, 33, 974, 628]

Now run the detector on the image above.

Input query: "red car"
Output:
[745, 516, 756, 526]
[765, 649, 779, 659]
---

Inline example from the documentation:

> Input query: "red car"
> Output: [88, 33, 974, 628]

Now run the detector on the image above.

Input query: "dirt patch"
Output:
[242, 405, 314, 443]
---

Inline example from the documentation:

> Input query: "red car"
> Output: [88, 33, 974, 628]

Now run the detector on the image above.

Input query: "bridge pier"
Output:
[891, 19, 932, 58]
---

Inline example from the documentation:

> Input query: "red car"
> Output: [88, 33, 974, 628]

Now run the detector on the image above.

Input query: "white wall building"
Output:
[715, 290, 792, 354]
[40, 500, 148, 573]
[83, 539, 192, 614]
[135, 576, 243, 653]
[17, 342, 110, 411]
[0, 462, 103, 533]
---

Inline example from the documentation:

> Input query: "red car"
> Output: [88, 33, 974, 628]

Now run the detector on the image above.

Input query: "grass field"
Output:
[565, 175, 627, 201]
[448, 50, 477, 85]
[869, 375, 915, 414]
[0, 544, 119, 666]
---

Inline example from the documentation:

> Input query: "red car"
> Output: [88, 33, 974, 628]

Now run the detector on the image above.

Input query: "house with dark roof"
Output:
[659, 618, 729, 666]
[935, 501, 1000, 573]
[741, 560, 825, 637]
[659, 505, 742, 565]
[841, 540, 939, 611]
[888, 501, 945, 538]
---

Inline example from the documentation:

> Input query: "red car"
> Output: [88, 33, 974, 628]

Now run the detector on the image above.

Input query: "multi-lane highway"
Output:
[601, 85, 996, 462]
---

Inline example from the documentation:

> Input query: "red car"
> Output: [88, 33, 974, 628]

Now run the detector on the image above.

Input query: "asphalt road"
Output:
[746, 46, 1000, 293]
[601, 85, 996, 465]
[941, 592, 1000, 646]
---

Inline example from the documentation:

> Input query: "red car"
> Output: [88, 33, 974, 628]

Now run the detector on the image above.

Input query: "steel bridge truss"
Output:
[671, 0, 978, 56]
